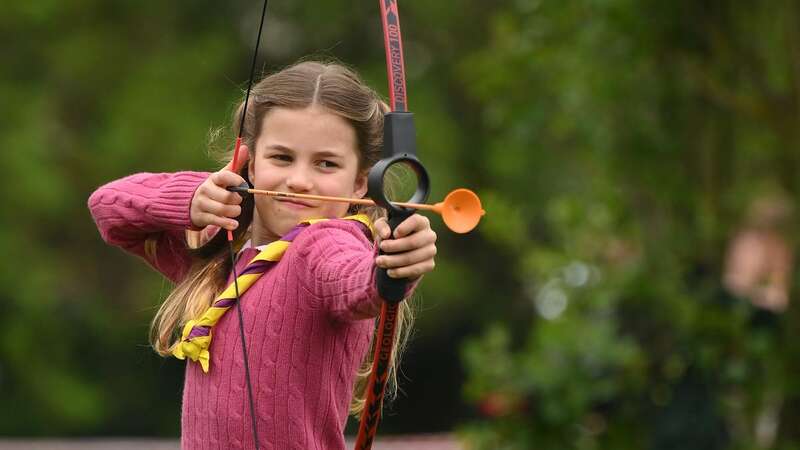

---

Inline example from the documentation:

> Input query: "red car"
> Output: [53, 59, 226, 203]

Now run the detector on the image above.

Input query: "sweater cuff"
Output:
[147, 171, 209, 230]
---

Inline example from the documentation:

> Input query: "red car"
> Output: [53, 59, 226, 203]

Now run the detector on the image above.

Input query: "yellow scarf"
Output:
[173, 214, 373, 372]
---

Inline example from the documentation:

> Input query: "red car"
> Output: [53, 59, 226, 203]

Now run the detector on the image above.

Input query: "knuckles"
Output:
[420, 215, 430, 227]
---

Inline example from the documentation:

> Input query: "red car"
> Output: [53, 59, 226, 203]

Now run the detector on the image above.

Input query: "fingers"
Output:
[374, 213, 437, 280]
[375, 214, 436, 253]
[190, 156, 250, 230]
[379, 228, 437, 254]
[377, 255, 436, 279]
[386, 261, 434, 280]
[210, 170, 247, 195]
[376, 245, 437, 271]
[373, 214, 432, 242]
[192, 195, 241, 230]
[194, 211, 239, 231]
[392, 214, 430, 239]
[194, 196, 242, 220]
[194, 175, 243, 209]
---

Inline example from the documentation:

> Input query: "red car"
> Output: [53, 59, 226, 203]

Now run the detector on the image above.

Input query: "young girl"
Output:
[88, 61, 437, 449]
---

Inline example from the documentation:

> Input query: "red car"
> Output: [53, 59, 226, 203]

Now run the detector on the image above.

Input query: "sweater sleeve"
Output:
[87, 171, 210, 283]
[287, 220, 420, 322]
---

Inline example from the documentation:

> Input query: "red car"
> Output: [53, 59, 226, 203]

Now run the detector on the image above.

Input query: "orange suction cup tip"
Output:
[436, 188, 485, 233]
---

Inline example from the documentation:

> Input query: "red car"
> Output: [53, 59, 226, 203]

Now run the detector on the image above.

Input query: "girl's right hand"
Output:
[189, 147, 249, 231]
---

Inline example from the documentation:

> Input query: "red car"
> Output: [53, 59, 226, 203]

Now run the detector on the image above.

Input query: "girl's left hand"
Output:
[374, 214, 437, 280]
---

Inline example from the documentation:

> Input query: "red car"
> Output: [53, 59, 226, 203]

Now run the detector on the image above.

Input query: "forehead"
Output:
[257, 106, 358, 157]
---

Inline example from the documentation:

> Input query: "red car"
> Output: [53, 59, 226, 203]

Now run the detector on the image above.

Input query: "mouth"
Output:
[275, 199, 314, 209]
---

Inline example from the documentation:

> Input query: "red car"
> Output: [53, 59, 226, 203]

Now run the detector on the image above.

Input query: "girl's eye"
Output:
[319, 160, 339, 169]
[270, 154, 292, 163]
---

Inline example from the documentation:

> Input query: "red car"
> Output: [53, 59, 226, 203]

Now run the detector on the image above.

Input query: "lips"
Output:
[276, 199, 314, 208]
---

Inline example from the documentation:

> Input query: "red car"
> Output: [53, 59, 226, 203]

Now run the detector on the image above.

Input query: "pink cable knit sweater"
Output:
[88, 171, 410, 450]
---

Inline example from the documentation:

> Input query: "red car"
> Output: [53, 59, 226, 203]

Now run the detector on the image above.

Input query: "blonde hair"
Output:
[149, 60, 415, 416]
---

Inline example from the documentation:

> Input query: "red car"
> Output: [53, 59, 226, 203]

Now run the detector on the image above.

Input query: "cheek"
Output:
[323, 201, 350, 217]
[328, 169, 363, 194]
[252, 196, 271, 219]
[251, 166, 279, 189]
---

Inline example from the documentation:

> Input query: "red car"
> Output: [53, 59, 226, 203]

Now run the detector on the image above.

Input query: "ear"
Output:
[354, 171, 369, 199]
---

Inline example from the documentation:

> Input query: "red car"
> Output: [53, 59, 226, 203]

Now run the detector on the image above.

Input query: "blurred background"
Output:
[2, 0, 800, 449]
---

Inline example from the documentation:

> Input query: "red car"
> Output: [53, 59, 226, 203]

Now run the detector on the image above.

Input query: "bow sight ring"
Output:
[367, 111, 430, 303]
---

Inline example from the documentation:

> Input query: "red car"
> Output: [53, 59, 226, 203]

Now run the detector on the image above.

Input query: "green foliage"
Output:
[457, 0, 800, 448]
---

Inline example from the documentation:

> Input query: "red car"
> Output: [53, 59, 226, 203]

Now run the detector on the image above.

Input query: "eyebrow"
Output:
[266, 144, 345, 159]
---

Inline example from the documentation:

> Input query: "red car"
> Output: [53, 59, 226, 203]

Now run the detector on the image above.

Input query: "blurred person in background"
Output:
[723, 189, 794, 449]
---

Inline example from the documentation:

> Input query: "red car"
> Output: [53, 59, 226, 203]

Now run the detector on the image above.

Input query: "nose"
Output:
[285, 166, 313, 192]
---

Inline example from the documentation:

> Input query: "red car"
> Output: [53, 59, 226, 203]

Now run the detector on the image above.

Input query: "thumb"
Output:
[374, 218, 391, 240]
[224, 143, 250, 173]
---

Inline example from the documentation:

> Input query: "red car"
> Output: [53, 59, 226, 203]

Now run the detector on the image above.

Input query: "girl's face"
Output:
[247, 105, 368, 245]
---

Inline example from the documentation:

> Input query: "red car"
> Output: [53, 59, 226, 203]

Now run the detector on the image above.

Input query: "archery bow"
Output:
[353, 1, 422, 448]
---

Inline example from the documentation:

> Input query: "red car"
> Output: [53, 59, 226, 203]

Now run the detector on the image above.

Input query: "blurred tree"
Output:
[457, 0, 800, 449]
